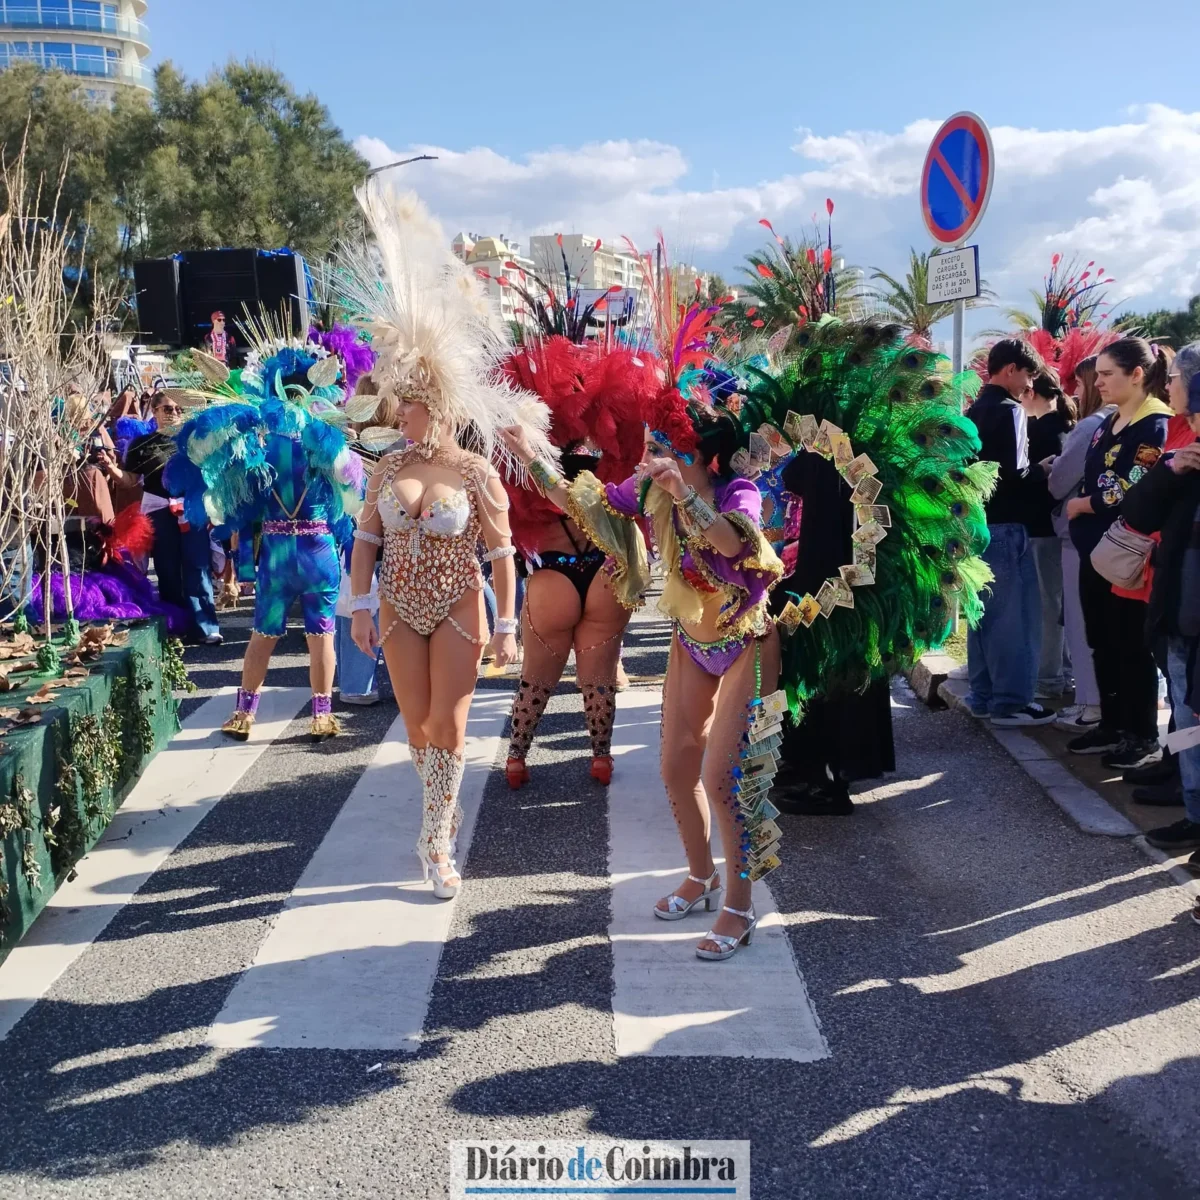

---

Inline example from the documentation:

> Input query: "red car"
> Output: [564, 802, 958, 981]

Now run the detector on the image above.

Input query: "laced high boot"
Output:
[581, 682, 617, 785]
[222, 688, 260, 741]
[505, 679, 554, 789]
[411, 745, 464, 852]
[416, 745, 466, 899]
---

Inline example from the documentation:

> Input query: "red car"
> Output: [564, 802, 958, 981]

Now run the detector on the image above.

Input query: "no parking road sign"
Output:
[921, 111, 993, 247]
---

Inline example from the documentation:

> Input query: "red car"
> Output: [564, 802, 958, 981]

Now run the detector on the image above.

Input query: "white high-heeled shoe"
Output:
[654, 870, 722, 921]
[417, 850, 460, 900]
[696, 904, 757, 961]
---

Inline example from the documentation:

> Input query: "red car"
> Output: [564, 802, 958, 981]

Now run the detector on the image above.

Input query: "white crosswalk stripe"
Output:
[0, 686, 310, 1041]
[207, 693, 510, 1051]
[608, 689, 829, 1060]
[0, 676, 827, 1062]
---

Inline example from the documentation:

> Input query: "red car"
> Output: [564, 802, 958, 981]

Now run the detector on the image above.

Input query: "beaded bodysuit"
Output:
[376, 449, 489, 645]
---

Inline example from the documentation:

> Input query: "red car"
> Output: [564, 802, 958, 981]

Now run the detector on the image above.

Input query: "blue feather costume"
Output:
[167, 349, 364, 643]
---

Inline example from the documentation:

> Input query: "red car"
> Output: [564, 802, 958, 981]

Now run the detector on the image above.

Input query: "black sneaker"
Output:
[991, 703, 1057, 727]
[1123, 754, 1178, 786]
[1068, 726, 1123, 755]
[1131, 782, 1184, 807]
[1144, 819, 1200, 851]
[1102, 738, 1163, 771]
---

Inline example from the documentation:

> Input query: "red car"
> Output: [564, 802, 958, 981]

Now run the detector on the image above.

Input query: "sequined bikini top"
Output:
[375, 448, 488, 636]
[378, 486, 472, 536]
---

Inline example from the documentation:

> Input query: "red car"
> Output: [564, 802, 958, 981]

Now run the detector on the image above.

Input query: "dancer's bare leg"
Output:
[697, 629, 780, 951]
[655, 633, 720, 912]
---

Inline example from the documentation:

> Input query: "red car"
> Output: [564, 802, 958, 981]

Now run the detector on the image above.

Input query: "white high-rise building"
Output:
[452, 232, 539, 327]
[527, 234, 651, 329]
[0, 0, 151, 104]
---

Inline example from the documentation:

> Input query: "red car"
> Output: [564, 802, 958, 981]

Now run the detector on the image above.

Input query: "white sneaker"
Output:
[1055, 704, 1102, 732]
[340, 692, 379, 706]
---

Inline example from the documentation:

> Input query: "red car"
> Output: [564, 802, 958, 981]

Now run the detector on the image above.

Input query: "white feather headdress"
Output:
[331, 180, 556, 480]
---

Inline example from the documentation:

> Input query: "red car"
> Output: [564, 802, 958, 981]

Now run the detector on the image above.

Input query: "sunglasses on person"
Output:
[156, 404, 183, 416]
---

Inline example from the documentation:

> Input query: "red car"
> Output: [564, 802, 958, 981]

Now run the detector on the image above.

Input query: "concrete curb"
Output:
[933, 674, 1200, 894]
[936, 675, 1139, 837]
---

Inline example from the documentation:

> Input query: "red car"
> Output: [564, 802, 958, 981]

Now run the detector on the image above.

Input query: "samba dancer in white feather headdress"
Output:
[332, 181, 557, 473]
[339, 181, 550, 901]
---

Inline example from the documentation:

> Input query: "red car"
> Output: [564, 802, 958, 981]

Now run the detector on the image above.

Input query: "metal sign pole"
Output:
[952, 297, 965, 377]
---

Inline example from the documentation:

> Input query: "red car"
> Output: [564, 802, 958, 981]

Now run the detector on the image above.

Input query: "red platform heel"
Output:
[506, 758, 530, 790]
[590, 755, 614, 785]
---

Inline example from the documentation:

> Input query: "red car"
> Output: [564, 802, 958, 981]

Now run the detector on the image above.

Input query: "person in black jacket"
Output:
[1064, 337, 1172, 769]
[1122, 365, 1200, 867]
[124, 392, 222, 645]
[964, 339, 1057, 726]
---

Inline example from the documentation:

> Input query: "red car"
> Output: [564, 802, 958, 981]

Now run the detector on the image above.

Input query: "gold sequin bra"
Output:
[377, 452, 487, 643]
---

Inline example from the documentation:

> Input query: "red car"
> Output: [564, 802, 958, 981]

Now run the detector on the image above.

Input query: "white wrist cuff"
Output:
[494, 617, 519, 636]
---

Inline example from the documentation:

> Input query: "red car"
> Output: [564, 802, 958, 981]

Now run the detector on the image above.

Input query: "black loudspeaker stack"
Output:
[132, 258, 183, 345]
[133, 249, 310, 352]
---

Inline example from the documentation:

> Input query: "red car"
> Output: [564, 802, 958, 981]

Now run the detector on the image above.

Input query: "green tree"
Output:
[1115, 295, 1200, 346]
[0, 63, 120, 300]
[0, 59, 367, 315]
[131, 61, 367, 266]
[868, 248, 991, 344]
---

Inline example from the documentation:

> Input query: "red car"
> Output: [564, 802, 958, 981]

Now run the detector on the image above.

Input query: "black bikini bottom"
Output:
[534, 549, 606, 606]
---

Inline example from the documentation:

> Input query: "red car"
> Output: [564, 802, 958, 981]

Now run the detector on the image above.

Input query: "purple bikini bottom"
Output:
[674, 624, 754, 677]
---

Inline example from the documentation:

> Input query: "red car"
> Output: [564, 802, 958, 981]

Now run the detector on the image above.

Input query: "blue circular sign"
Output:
[921, 112, 993, 245]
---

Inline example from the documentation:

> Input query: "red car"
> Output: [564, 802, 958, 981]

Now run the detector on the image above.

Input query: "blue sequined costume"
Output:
[165, 354, 364, 642]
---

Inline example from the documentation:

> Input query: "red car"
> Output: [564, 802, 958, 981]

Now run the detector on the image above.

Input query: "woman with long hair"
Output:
[502, 257, 786, 961]
[1049, 356, 1110, 732]
[1023, 368, 1077, 700]
[339, 183, 556, 900]
[501, 407, 784, 960]
[1065, 337, 1172, 767]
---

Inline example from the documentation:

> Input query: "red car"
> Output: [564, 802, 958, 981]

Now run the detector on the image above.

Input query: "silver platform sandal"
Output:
[654, 870, 722, 921]
[696, 904, 757, 961]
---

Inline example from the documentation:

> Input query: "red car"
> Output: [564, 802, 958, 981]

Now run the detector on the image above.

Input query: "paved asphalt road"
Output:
[0, 600, 1197, 1200]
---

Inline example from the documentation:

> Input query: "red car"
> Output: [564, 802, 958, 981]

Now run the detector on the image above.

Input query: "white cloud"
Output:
[355, 103, 1200, 326]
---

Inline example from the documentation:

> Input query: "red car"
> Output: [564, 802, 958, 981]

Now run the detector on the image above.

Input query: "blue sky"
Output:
[150, 0, 1200, 340]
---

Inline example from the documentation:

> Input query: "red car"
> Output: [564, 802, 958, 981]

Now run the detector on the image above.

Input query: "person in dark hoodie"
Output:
[964, 338, 1057, 726]
[1064, 336, 1172, 770]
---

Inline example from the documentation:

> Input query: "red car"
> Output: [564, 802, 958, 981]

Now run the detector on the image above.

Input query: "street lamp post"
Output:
[365, 154, 438, 180]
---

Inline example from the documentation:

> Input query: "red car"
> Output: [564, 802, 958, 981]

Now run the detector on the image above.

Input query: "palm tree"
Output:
[868, 248, 991, 344]
[722, 232, 858, 340]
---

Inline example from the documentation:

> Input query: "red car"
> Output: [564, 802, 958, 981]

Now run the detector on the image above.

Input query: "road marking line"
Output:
[207, 691, 509, 1051]
[606, 689, 830, 1060]
[0, 686, 309, 1042]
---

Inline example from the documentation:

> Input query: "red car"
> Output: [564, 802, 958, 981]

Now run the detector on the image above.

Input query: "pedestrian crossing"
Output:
[0, 685, 310, 1042]
[0, 681, 825, 1061]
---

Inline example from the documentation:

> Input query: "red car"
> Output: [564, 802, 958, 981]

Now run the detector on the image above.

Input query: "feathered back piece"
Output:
[1023, 326, 1118, 398]
[308, 324, 376, 390]
[499, 335, 660, 554]
[329, 181, 556, 480]
[743, 317, 997, 707]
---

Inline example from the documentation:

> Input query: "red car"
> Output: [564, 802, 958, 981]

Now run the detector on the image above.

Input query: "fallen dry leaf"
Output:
[64, 666, 89, 679]
[0, 707, 21, 720]
[13, 709, 41, 725]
